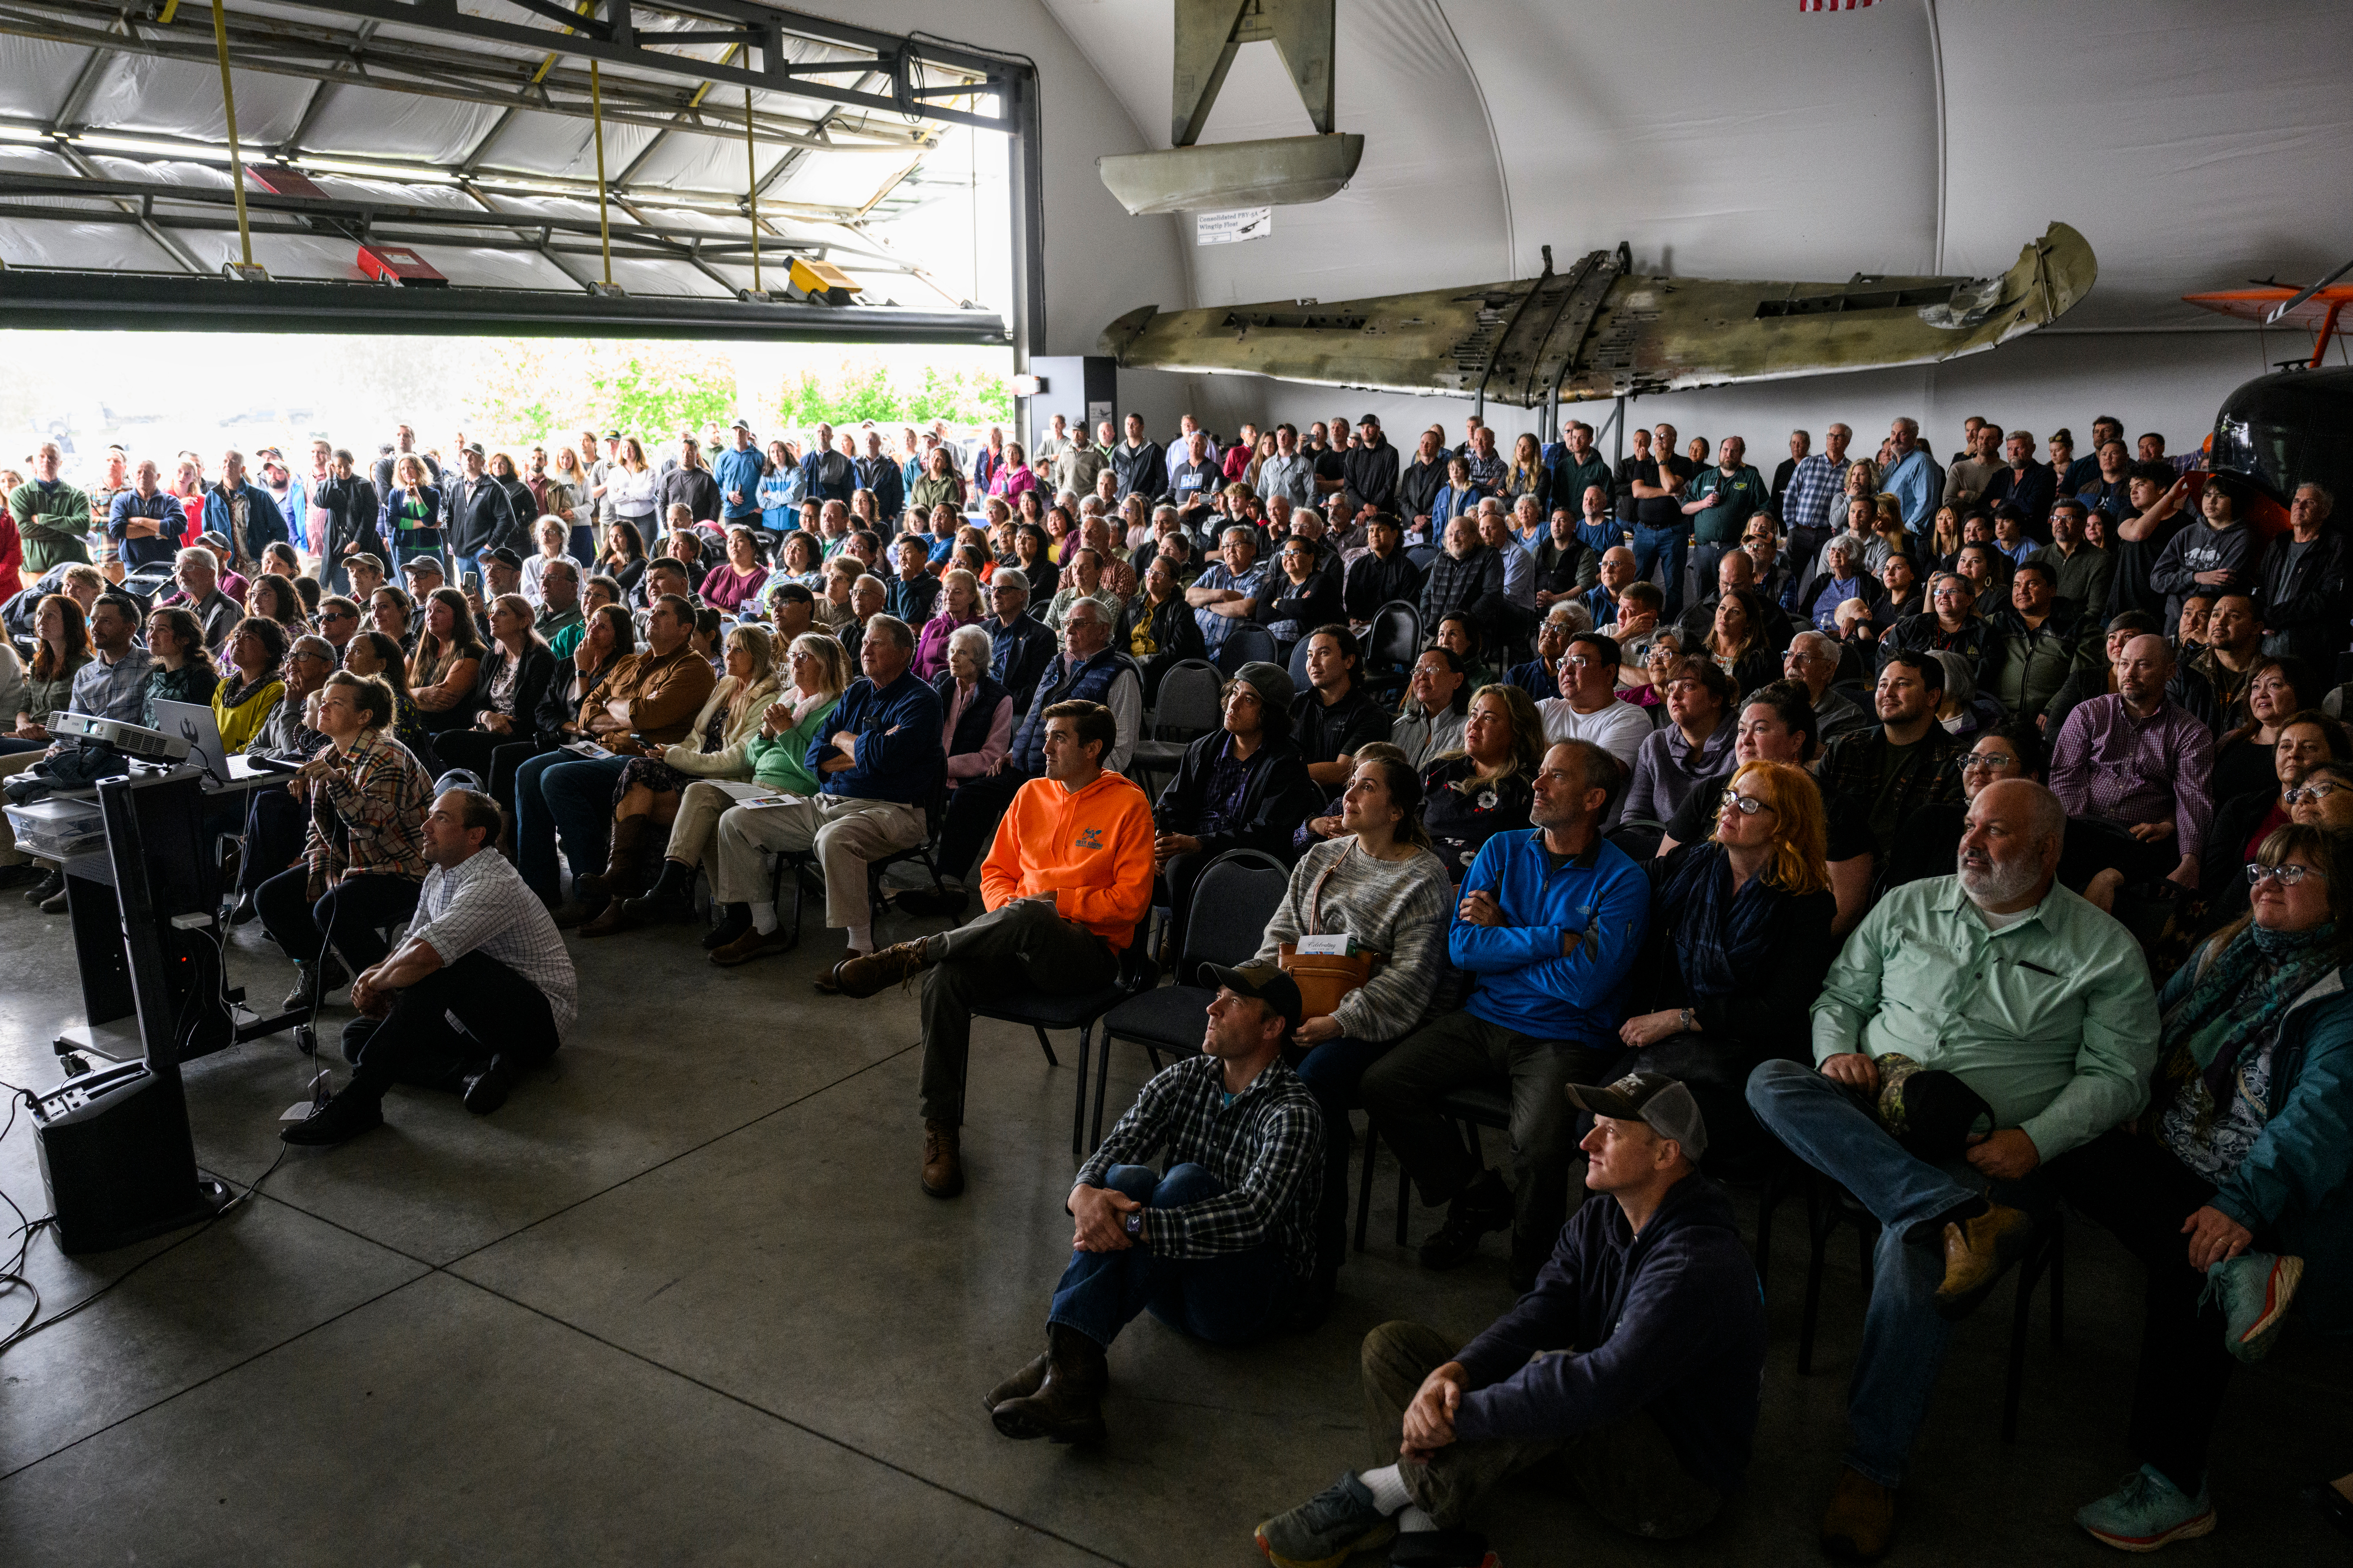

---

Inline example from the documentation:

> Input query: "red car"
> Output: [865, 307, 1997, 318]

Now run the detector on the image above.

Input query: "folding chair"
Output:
[1214, 620, 1278, 675]
[967, 915, 1156, 1161]
[1092, 849, 1290, 1152]
[1130, 658, 1222, 791]
[1361, 600, 1422, 706]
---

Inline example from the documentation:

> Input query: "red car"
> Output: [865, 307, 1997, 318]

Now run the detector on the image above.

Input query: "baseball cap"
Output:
[1201, 960, 1302, 1032]
[404, 554, 446, 578]
[1232, 659, 1294, 713]
[730, 416, 752, 431]
[1565, 1070, 1709, 1160]
[485, 546, 524, 569]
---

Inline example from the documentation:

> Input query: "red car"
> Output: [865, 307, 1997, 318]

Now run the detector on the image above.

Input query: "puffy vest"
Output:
[1008, 647, 1139, 778]
[933, 670, 1011, 762]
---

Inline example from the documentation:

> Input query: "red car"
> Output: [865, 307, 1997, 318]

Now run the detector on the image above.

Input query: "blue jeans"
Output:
[1292, 1035, 1395, 1276]
[1631, 523, 1689, 618]
[1746, 1059, 2045, 1488]
[514, 751, 625, 900]
[1047, 1164, 1292, 1349]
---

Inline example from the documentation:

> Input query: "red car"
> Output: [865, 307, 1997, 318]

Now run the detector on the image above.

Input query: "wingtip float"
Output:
[1099, 222, 2097, 405]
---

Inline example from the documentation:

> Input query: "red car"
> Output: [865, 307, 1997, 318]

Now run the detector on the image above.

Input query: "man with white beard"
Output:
[1743, 778, 2158, 1561]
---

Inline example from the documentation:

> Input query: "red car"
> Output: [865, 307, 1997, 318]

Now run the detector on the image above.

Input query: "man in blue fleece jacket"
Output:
[1361, 738, 1652, 1287]
[1257, 1071, 1764, 1567]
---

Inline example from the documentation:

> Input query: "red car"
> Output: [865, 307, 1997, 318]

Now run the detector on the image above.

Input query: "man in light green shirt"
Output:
[1747, 778, 2157, 1560]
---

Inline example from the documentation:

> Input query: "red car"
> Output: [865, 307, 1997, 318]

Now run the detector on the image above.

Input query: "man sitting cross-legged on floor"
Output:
[1744, 776, 2158, 1562]
[1256, 1072, 1765, 1568]
[976, 961, 1322, 1445]
[283, 788, 578, 1146]
[1359, 738, 1651, 1290]
[827, 699, 1154, 1198]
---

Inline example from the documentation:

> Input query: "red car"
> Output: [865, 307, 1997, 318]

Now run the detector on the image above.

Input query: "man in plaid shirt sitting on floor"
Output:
[981, 961, 1322, 1445]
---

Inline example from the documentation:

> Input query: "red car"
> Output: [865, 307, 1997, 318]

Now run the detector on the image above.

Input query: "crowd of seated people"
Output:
[9, 406, 2352, 1563]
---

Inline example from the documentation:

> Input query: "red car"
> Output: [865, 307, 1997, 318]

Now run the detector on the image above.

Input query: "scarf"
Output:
[2162, 920, 2341, 1120]
[1662, 842, 1784, 1002]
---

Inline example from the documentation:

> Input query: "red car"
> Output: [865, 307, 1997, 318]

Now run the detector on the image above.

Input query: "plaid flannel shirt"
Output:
[1812, 723, 1967, 848]
[1781, 452, 1851, 536]
[1076, 1053, 1324, 1282]
[304, 730, 432, 897]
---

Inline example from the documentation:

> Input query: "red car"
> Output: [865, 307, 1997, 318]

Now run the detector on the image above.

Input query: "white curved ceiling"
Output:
[1042, 0, 2353, 330]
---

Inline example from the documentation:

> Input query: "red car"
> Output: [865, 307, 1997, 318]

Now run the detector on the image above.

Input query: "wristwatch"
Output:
[1122, 1210, 1145, 1241]
[1678, 1006, 1695, 1033]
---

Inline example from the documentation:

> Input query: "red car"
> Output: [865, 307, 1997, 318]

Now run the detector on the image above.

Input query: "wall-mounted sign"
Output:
[1196, 207, 1272, 246]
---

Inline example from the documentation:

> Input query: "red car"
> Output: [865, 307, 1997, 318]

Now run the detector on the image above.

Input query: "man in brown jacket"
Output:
[512, 592, 716, 921]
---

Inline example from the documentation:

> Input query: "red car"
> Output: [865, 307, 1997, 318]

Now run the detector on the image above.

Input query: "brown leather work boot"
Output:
[1934, 1202, 2035, 1320]
[921, 1119, 964, 1199]
[982, 1353, 1049, 1413]
[833, 939, 933, 999]
[1820, 1465, 1896, 1560]
[989, 1324, 1106, 1444]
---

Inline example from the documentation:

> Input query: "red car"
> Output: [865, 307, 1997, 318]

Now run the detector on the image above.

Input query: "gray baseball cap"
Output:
[1232, 659, 1294, 713]
[1565, 1070, 1708, 1160]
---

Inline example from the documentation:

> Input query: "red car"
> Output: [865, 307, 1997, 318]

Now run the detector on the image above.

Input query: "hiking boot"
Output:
[26, 866, 62, 905]
[1934, 1202, 2035, 1320]
[1254, 1472, 1394, 1568]
[2205, 1251, 2304, 1363]
[989, 1324, 1106, 1443]
[922, 1119, 964, 1199]
[1819, 1466, 1896, 1561]
[832, 938, 933, 999]
[282, 955, 351, 1013]
[279, 1089, 384, 1147]
[2074, 1464, 2215, 1552]
[1417, 1172, 1512, 1271]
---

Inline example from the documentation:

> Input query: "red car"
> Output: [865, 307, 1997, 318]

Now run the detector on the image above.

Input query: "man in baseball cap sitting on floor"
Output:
[1256, 1072, 1766, 1568]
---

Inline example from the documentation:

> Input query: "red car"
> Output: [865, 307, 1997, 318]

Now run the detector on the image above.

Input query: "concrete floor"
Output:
[0, 889, 2347, 1567]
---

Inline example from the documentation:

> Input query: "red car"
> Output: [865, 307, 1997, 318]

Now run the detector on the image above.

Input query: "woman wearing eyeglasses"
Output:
[2199, 708, 2350, 932]
[1607, 758, 1836, 1170]
[2289, 760, 2353, 832]
[2049, 823, 2353, 1550]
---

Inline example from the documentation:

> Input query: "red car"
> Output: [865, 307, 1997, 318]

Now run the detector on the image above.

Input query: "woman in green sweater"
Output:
[621, 630, 849, 934]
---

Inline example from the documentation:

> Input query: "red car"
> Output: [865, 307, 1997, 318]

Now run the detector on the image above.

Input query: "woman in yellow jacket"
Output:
[212, 615, 288, 755]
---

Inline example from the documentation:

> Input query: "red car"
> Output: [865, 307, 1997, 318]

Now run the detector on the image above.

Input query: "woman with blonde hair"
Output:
[608, 435, 658, 532]
[576, 622, 782, 936]
[1421, 682, 1544, 883]
[638, 630, 849, 945]
[546, 445, 593, 564]
[1504, 431, 1550, 511]
[1611, 756, 1837, 1166]
[434, 593, 557, 781]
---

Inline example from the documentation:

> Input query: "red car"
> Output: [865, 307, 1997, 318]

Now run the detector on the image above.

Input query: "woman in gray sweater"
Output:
[1254, 751, 1452, 1313]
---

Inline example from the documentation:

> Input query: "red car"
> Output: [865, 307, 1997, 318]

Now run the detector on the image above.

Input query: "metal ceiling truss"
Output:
[0, 0, 1039, 360]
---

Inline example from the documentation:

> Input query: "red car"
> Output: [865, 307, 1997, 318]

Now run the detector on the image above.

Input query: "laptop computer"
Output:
[152, 700, 275, 783]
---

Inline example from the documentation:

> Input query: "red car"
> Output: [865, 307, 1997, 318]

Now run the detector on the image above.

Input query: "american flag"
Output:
[1800, 1, 1873, 9]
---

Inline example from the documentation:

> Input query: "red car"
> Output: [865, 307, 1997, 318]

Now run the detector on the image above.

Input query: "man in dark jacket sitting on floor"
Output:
[1255, 1072, 1765, 1568]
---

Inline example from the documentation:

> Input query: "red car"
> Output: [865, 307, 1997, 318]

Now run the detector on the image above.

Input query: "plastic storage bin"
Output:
[5, 795, 105, 861]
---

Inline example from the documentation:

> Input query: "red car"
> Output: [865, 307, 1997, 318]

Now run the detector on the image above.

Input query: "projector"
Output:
[46, 712, 191, 763]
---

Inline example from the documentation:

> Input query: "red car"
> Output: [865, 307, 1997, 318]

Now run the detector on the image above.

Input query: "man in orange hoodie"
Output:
[834, 699, 1154, 1197]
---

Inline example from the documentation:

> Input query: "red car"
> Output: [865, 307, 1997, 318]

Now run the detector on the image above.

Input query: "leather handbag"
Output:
[1277, 942, 1380, 1019]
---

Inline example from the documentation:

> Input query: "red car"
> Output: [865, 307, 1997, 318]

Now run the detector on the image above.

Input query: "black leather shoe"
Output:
[279, 1091, 384, 1146]
[1418, 1175, 1512, 1271]
[462, 1056, 515, 1115]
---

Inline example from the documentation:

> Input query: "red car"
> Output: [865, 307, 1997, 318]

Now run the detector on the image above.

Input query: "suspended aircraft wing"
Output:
[1099, 223, 2096, 406]
[2184, 272, 2353, 368]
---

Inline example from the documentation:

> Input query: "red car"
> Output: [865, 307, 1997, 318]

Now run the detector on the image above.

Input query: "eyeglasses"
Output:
[2247, 862, 2325, 886]
[1960, 751, 2019, 770]
[1718, 793, 1774, 817]
[2284, 783, 2345, 805]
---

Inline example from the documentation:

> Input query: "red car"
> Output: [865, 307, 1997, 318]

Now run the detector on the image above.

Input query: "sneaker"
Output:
[1254, 1472, 1394, 1568]
[2074, 1464, 2216, 1552]
[1418, 1175, 1512, 1271]
[2204, 1252, 2303, 1363]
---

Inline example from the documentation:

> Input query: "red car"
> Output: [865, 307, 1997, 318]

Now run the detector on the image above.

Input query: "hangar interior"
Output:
[1, 2, 2350, 1566]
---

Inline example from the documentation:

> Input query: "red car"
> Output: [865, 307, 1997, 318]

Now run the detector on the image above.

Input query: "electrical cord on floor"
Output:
[0, 1071, 293, 1357]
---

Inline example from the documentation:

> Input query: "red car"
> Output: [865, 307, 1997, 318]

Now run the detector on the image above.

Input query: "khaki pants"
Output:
[711, 792, 925, 928]
[666, 779, 774, 869]
[1361, 1320, 1721, 1537]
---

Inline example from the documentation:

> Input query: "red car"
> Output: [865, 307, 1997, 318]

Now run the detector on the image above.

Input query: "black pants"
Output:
[237, 786, 309, 897]
[933, 769, 1027, 883]
[484, 740, 551, 822]
[255, 869, 420, 972]
[2045, 1127, 2234, 1494]
[433, 728, 518, 788]
[1360, 1010, 1614, 1277]
[340, 950, 561, 1104]
[916, 898, 1116, 1125]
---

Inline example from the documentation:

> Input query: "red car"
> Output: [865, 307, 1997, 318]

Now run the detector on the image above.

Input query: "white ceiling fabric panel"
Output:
[295, 84, 512, 166]
[0, 38, 92, 124]
[0, 215, 181, 270]
[78, 55, 315, 145]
